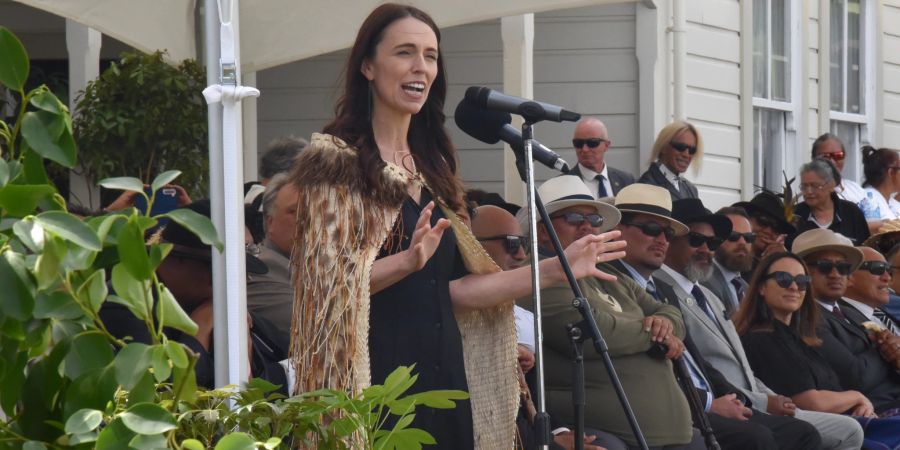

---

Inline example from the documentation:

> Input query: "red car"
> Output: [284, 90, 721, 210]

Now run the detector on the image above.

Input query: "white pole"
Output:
[65, 19, 102, 209]
[672, 0, 686, 121]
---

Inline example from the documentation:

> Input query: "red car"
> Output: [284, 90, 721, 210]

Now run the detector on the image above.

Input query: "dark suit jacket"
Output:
[815, 300, 900, 412]
[637, 162, 699, 201]
[566, 163, 635, 196]
[701, 264, 741, 320]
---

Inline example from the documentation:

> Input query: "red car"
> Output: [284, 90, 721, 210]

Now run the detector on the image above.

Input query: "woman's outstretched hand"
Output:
[561, 230, 627, 282]
[404, 201, 450, 272]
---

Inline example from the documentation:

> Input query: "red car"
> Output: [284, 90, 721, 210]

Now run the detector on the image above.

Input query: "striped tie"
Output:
[873, 308, 900, 335]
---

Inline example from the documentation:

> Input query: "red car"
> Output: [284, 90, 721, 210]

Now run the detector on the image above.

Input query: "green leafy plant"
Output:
[73, 50, 208, 198]
[0, 26, 466, 450]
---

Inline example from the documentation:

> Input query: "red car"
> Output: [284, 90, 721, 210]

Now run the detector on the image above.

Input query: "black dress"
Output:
[789, 192, 870, 247]
[740, 321, 844, 397]
[370, 189, 473, 449]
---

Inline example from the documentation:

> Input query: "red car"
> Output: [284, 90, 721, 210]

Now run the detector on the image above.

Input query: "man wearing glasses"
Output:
[838, 246, 900, 352]
[811, 133, 867, 205]
[792, 229, 900, 415]
[566, 117, 634, 198]
[733, 192, 797, 275]
[703, 207, 756, 319]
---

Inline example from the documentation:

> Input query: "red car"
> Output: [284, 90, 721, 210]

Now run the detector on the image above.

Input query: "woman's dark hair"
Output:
[322, 3, 464, 212]
[862, 145, 900, 188]
[810, 133, 844, 160]
[732, 252, 821, 346]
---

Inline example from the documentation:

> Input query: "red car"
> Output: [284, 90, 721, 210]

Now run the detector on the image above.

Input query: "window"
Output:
[752, 0, 796, 192]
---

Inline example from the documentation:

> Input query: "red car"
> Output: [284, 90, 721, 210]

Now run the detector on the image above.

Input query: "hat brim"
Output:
[863, 230, 900, 252]
[795, 245, 865, 272]
[733, 201, 797, 234]
[616, 205, 690, 236]
[516, 198, 622, 236]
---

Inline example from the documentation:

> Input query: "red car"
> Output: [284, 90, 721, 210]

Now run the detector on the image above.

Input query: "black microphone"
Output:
[464, 86, 581, 123]
[455, 98, 570, 173]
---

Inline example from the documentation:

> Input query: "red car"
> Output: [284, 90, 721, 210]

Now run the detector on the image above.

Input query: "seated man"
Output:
[733, 193, 796, 276]
[791, 228, 900, 414]
[842, 246, 900, 337]
[518, 176, 702, 449]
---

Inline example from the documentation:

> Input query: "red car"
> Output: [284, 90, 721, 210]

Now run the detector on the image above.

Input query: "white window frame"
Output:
[752, 0, 803, 193]
[828, 0, 876, 183]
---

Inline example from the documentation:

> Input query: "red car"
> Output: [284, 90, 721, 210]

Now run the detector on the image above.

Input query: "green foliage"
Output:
[73, 50, 208, 197]
[0, 26, 467, 450]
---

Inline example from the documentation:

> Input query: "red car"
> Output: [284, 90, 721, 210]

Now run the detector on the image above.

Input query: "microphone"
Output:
[455, 98, 571, 173]
[464, 86, 581, 123]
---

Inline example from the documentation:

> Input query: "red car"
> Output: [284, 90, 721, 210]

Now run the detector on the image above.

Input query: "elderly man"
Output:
[703, 207, 755, 319]
[246, 173, 299, 336]
[519, 176, 702, 450]
[842, 246, 900, 336]
[647, 198, 822, 450]
[792, 228, 900, 414]
[566, 117, 634, 198]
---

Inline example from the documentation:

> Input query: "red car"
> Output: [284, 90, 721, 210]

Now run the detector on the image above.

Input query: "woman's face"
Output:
[361, 17, 439, 119]
[760, 257, 807, 322]
[659, 129, 696, 175]
[799, 170, 833, 209]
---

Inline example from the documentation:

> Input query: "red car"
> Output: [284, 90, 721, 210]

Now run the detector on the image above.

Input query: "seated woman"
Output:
[859, 145, 900, 229]
[733, 252, 900, 450]
[789, 159, 870, 247]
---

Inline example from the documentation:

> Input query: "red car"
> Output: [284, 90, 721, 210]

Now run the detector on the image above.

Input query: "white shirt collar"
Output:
[578, 163, 608, 181]
[620, 260, 649, 289]
[714, 260, 742, 283]
[816, 299, 836, 312]
[661, 264, 697, 295]
[841, 297, 876, 320]
[656, 161, 681, 190]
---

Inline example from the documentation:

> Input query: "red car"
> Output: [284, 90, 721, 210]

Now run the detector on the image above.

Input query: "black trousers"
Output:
[708, 409, 821, 450]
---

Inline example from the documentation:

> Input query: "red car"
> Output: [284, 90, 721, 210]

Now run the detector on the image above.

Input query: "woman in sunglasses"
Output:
[638, 121, 702, 201]
[733, 252, 900, 449]
[789, 159, 870, 247]
[859, 146, 900, 227]
[811, 133, 868, 205]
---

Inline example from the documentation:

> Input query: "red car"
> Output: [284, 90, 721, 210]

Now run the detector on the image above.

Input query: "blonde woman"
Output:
[638, 121, 703, 201]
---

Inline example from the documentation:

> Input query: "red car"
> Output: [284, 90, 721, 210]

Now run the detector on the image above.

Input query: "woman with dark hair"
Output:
[734, 252, 900, 449]
[286, 4, 625, 448]
[860, 146, 900, 225]
[790, 159, 870, 246]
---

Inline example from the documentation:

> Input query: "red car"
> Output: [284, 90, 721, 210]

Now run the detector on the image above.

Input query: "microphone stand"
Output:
[517, 112, 648, 450]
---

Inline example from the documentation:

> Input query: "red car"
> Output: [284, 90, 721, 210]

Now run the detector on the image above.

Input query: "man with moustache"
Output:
[566, 117, 634, 198]
[792, 229, 900, 414]
[703, 207, 755, 319]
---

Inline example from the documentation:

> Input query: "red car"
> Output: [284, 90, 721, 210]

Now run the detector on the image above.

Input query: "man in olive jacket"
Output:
[517, 176, 698, 449]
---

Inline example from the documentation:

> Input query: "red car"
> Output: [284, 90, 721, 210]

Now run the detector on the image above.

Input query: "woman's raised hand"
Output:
[403, 201, 450, 272]
[562, 230, 627, 282]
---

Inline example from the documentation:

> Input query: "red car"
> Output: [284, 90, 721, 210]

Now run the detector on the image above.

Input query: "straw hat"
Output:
[515, 175, 621, 234]
[791, 228, 864, 271]
[614, 183, 689, 236]
[671, 198, 732, 239]
[863, 219, 900, 254]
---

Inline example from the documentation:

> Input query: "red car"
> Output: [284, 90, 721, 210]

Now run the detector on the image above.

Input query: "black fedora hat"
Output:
[161, 199, 268, 275]
[671, 198, 732, 239]
[733, 192, 796, 235]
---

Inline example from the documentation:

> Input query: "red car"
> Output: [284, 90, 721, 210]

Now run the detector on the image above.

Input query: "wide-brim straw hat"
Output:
[733, 192, 796, 235]
[614, 183, 689, 236]
[863, 219, 900, 254]
[671, 198, 732, 239]
[515, 175, 621, 235]
[791, 228, 864, 271]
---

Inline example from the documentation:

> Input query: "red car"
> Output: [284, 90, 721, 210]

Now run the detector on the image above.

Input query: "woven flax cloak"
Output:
[288, 133, 519, 449]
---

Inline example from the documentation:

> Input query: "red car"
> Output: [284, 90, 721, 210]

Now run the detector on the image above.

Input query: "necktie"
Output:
[831, 304, 848, 322]
[874, 308, 900, 335]
[692, 285, 716, 322]
[595, 174, 608, 198]
[646, 280, 661, 302]
[730, 277, 748, 303]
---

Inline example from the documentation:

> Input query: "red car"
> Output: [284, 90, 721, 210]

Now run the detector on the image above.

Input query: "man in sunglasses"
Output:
[566, 117, 634, 198]
[811, 133, 867, 205]
[703, 207, 756, 319]
[733, 192, 796, 276]
[793, 228, 900, 415]
[840, 246, 900, 356]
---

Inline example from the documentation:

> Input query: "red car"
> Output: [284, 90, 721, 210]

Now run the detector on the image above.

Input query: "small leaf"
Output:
[119, 403, 176, 435]
[90, 213, 127, 243]
[0, 251, 35, 320]
[0, 158, 9, 187]
[30, 89, 63, 115]
[157, 285, 198, 335]
[164, 340, 188, 369]
[21, 111, 76, 167]
[0, 184, 56, 217]
[98, 176, 145, 194]
[95, 418, 136, 450]
[129, 433, 168, 450]
[69, 432, 99, 445]
[22, 442, 47, 450]
[63, 332, 114, 379]
[117, 218, 152, 279]
[13, 218, 45, 252]
[163, 208, 223, 251]
[64, 408, 103, 434]
[77, 270, 108, 314]
[36, 211, 102, 252]
[34, 235, 65, 290]
[181, 439, 205, 450]
[33, 290, 83, 320]
[263, 437, 281, 449]
[150, 345, 172, 382]
[213, 432, 256, 450]
[150, 170, 181, 193]
[0, 26, 29, 91]
[114, 342, 152, 390]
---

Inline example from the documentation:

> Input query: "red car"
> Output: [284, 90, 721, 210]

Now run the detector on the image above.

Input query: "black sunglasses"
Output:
[809, 260, 853, 276]
[764, 271, 811, 290]
[478, 235, 529, 256]
[686, 231, 723, 251]
[623, 221, 676, 241]
[726, 231, 757, 244]
[551, 212, 604, 228]
[858, 261, 893, 276]
[669, 141, 698, 155]
[573, 138, 609, 149]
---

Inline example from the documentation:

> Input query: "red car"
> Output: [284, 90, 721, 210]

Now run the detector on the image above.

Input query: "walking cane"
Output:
[671, 356, 721, 450]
